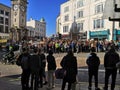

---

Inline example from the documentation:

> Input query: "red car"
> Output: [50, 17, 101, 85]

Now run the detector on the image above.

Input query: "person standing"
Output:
[29, 48, 42, 90]
[16, 48, 31, 90]
[103, 45, 120, 90]
[60, 50, 78, 90]
[46, 50, 56, 89]
[86, 48, 100, 90]
[38, 49, 47, 87]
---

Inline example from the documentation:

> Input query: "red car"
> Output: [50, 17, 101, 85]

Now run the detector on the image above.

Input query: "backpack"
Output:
[21, 55, 29, 70]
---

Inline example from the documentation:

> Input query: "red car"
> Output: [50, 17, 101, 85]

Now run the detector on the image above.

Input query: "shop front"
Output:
[113, 29, 120, 41]
[89, 29, 110, 40]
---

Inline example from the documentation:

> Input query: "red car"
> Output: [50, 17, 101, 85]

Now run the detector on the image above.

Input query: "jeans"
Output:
[48, 70, 55, 88]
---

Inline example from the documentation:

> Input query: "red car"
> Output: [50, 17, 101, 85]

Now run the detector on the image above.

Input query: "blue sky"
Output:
[0, 0, 67, 36]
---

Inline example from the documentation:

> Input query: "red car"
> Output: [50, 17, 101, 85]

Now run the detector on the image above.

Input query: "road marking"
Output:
[78, 68, 120, 73]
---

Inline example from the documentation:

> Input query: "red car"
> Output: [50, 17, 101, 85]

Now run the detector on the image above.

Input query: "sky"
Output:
[0, 0, 67, 36]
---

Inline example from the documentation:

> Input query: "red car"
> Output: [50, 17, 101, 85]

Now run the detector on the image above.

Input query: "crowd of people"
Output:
[27, 39, 120, 54]
[5, 38, 120, 90]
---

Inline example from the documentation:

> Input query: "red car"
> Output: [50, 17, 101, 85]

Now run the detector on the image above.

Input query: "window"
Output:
[63, 25, 69, 33]
[0, 17, 4, 24]
[15, 18, 16, 22]
[5, 12, 9, 16]
[93, 19, 104, 29]
[0, 9, 4, 14]
[77, 10, 83, 18]
[5, 18, 9, 25]
[64, 6, 69, 13]
[0, 25, 4, 33]
[77, 0, 84, 8]
[77, 23, 83, 31]
[95, 4, 103, 14]
[5, 26, 8, 33]
[64, 15, 69, 21]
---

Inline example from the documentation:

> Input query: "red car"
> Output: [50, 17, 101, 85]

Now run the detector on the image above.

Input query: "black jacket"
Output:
[104, 50, 119, 69]
[29, 54, 41, 74]
[86, 52, 100, 71]
[16, 52, 30, 70]
[60, 54, 78, 83]
[47, 54, 56, 71]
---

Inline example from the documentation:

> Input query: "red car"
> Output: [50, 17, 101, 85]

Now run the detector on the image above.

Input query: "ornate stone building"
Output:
[10, 0, 28, 42]
[27, 18, 46, 40]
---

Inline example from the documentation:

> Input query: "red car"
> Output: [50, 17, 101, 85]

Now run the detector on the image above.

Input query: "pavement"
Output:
[0, 52, 120, 90]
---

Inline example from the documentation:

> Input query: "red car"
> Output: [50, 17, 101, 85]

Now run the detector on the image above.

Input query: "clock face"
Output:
[14, 5, 18, 11]
[21, 6, 25, 12]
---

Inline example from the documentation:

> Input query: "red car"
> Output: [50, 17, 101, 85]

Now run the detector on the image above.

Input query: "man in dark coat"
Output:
[29, 48, 42, 90]
[86, 48, 100, 90]
[103, 45, 120, 90]
[60, 49, 78, 90]
[38, 49, 47, 87]
[16, 48, 30, 90]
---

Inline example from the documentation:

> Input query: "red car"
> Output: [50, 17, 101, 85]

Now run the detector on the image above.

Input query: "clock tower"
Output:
[10, 0, 28, 42]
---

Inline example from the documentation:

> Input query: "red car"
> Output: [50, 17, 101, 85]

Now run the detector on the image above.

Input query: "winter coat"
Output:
[86, 52, 100, 71]
[60, 54, 78, 83]
[47, 55, 56, 71]
[29, 54, 41, 74]
[104, 50, 119, 69]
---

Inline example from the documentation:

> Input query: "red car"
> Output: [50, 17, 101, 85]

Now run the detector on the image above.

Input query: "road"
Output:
[0, 52, 120, 90]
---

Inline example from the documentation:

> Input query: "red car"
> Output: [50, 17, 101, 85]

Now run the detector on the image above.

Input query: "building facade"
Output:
[0, 3, 11, 44]
[56, 0, 120, 41]
[10, 0, 28, 42]
[27, 18, 46, 40]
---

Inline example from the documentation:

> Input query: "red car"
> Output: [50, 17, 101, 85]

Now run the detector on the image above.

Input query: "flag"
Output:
[103, 0, 120, 19]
